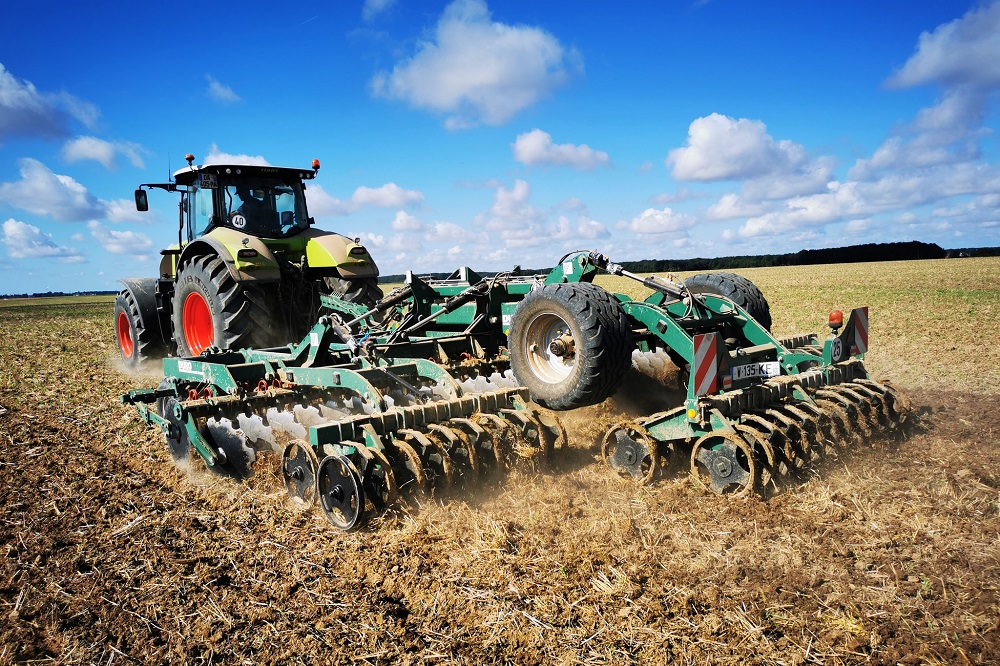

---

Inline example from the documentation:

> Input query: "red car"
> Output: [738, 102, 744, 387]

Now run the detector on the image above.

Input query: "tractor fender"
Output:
[302, 229, 379, 279]
[118, 277, 167, 339]
[178, 228, 281, 283]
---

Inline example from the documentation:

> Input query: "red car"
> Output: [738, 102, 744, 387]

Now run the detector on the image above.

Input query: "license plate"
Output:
[731, 361, 780, 381]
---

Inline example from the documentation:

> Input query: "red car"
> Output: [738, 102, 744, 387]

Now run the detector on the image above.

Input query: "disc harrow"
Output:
[122, 247, 914, 530]
[127, 364, 562, 530]
[597, 345, 912, 496]
[123, 264, 573, 531]
[504, 251, 914, 497]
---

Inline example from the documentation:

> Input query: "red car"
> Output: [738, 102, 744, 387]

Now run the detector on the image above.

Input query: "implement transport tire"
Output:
[509, 282, 633, 411]
[173, 255, 285, 357]
[685, 272, 772, 331]
[114, 289, 165, 371]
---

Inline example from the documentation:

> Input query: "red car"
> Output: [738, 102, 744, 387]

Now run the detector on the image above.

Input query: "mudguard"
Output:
[178, 228, 281, 282]
[118, 277, 167, 339]
[302, 229, 379, 279]
[173, 228, 378, 284]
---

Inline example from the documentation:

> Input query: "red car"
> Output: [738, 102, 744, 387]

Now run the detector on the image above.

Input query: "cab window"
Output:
[188, 184, 216, 239]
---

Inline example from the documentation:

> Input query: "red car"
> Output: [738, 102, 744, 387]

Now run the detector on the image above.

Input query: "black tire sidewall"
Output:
[509, 282, 632, 410]
[509, 293, 588, 404]
[114, 292, 142, 368]
[173, 258, 225, 357]
[685, 272, 772, 331]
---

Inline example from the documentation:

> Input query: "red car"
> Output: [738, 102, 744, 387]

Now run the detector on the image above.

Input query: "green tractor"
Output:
[114, 155, 382, 370]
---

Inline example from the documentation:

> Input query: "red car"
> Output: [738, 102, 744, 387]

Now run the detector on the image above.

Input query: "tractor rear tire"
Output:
[685, 272, 772, 331]
[114, 290, 165, 371]
[509, 282, 633, 411]
[173, 255, 285, 357]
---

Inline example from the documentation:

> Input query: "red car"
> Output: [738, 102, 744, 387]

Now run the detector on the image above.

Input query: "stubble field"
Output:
[1, 257, 998, 665]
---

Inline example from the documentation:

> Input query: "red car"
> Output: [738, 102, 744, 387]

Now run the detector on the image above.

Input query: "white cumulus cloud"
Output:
[370, 0, 580, 128]
[206, 75, 242, 104]
[61, 135, 148, 169]
[886, 1, 1000, 89]
[298, 183, 424, 218]
[0, 63, 99, 140]
[362, 0, 396, 21]
[203, 145, 270, 166]
[351, 183, 424, 209]
[0, 158, 106, 222]
[512, 129, 610, 170]
[666, 113, 809, 182]
[88, 221, 154, 255]
[622, 207, 697, 236]
[391, 210, 423, 231]
[2, 219, 85, 262]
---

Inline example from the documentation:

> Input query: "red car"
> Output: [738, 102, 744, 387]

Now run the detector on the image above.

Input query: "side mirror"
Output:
[281, 211, 294, 225]
[134, 189, 148, 212]
[307, 216, 315, 226]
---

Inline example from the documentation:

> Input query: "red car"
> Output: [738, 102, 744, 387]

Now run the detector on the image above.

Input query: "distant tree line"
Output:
[617, 241, 955, 273]
[0, 290, 117, 300]
[382, 241, 995, 282]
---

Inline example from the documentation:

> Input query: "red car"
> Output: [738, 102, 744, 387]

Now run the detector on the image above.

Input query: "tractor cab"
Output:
[135, 158, 321, 243]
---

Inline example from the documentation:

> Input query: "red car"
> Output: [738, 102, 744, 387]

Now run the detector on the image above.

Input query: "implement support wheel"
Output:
[685, 272, 772, 331]
[509, 282, 633, 410]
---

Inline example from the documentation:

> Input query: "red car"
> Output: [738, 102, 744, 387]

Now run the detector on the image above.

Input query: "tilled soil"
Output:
[1, 302, 999, 665]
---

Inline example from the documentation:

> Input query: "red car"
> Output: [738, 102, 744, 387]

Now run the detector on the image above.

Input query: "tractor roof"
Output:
[172, 163, 318, 186]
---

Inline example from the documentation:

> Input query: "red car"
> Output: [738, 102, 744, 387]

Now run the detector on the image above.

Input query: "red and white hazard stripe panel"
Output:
[693, 332, 719, 396]
[852, 306, 869, 354]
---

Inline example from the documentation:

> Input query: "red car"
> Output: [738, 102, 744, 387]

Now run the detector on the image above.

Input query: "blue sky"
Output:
[1, 0, 998, 294]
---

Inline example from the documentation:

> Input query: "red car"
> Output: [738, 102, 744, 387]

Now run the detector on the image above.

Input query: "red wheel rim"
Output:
[182, 291, 214, 355]
[116, 311, 134, 358]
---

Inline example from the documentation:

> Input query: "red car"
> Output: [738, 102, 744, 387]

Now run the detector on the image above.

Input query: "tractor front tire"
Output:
[685, 272, 772, 331]
[173, 255, 285, 357]
[114, 290, 164, 371]
[509, 282, 633, 411]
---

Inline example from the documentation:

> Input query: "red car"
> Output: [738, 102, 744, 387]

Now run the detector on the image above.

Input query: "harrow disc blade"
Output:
[764, 408, 808, 473]
[385, 436, 428, 495]
[157, 394, 191, 464]
[691, 430, 758, 496]
[317, 454, 366, 532]
[474, 413, 517, 470]
[734, 424, 778, 496]
[363, 446, 400, 512]
[427, 423, 479, 485]
[532, 408, 567, 459]
[202, 420, 255, 481]
[450, 417, 497, 478]
[281, 440, 320, 505]
[602, 423, 659, 484]
[398, 429, 454, 493]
